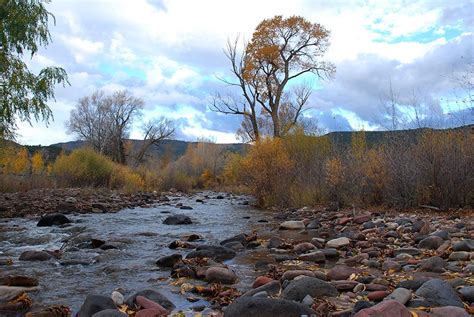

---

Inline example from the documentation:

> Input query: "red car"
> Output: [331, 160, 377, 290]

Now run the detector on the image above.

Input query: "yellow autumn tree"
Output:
[31, 151, 44, 174]
[12, 148, 30, 174]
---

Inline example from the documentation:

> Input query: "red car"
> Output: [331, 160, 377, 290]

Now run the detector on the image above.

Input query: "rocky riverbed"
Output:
[0, 190, 473, 316]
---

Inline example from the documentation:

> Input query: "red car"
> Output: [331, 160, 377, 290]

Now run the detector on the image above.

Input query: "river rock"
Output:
[453, 239, 474, 251]
[220, 233, 247, 246]
[418, 236, 443, 250]
[393, 248, 421, 256]
[282, 276, 338, 301]
[354, 300, 411, 317]
[243, 281, 281, 297]
[449, 251, 470, 261]
[186, 245, 236, 262]
[326, 237, 350, 248]
[92, 310, 127, 317]
[415, 279, 464, 307]
[281, 270, 315, 281]
[458, 286, 474, 303]
[37, 213, 71, 227]
[0, 286, 38, 302]
[419, 256, 447, 273]
[205, 267, 237, 284]
[397, 278, 430, 291]
[367, 291, 390, 301]
[224, 296, 315, 317]
[77, 294, 118, 317]
[111, 291, 124, 305]
[279, 221, 305, 230]
[135, 296, 168, 315]
[163, 215, 192, 225]
[19, 250, 52, 261]
[430, 306, 471, 317]
[384, 288, 411, 304]
[267, 237, 284, 249]
[125, 289, 175, 310]
[252, 276, 273, 288]
[0, 275, 38, 287]
[156, 254, 182, 267]
[293, 242, 316, 253]
[382, 260, 401, 272]
[327, 265, 360, 280]
[298, 251, 326, 263]
[321, 248, 340, 258]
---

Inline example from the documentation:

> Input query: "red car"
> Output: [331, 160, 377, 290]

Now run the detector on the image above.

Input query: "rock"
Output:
[125, 289, 175, 310]
[293, 242, 316, 253]
[431, 230, 450, 240]
[224, 296, 315, 317]
[111, 291, 124, 305]
[282, 276, 338, 301]
[458, 286, 474, 303]
[0, 285, 38, 302]
[136, 295, 168, 315]
[92, 310, 127, 317]
[354, 300, 411, 317]
[419, 256, 447, 273]
[252, 291, 268, 298]
[393, 248, 421, 256]
[163, 215, 192, 225]
[243, 281, 281, 297]
[353, 301, 373, 313]
[326, 237, 350, 248]
[205, 267, 237, 284]
[281, 270, 315, 281]
[453, 239, 474, 252]
[186, 245, 236, 262]
[384, 288, 411, 305]
[19, 250, 52, 261]
[252, 276, 273, 288]
[382, 260, 401, 272]
[37, 213, 71, 227]
[415, 279, 464, 307]
[298, 251, 326, 263]
[77, 294, 118, 317]
[367, 291, 390, 301]
[354, 215, 371, 224]
[332, 280, 358, 291]
[223, 241, 244, 250]
[321, 248, 340, 258]
[220, 234, 247, 246]
[430, 306, 471, 317]
[180, 206, 193, 210]
[327, 265, 360, 280]
[449, 251, 470, 261]
[135, 308, 168, 317]
[279, 221, 305, 230]
[418, 236, 443, 250]
[0, 275, 38, 287]
[267, 237, 284, 249]
[156, 254, 182, 267]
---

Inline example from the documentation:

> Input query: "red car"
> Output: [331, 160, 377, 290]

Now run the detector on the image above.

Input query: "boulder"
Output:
[354, 300, 411, 317]
[224, 297, 315, 317]
[186, 245, 236, 262]
[77, 294, 118, 317]
[125, 289, 175, 310]
[205, 267, 237, 284]
[156, 254, 182, 267]
[19, 250, 52, 261]
[92, 310, 127, 317]
[37, 213, 71, 227]
[282, 276, 338, 301]
[163, 215, 192, 225]
[326, 237, 350, 249]
[415, 279, 463, 307]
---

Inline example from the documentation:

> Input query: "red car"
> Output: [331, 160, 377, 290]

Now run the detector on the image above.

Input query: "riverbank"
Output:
[0, 191, 473, 316]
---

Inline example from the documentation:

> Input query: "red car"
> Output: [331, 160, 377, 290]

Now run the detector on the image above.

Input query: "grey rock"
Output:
[418, 236, 444, 250]
[186, 245, 236, 262]
[19, 250, 52, 261]
[92, 310, 127, 317]
[458, 286, 474, 303]
[224, 296, 315, 317]
[453, 239, 474, 252]
[384, 288, 411, 305]
[125, 289, 175, 310]
[419, 256, 447, 273]
[163, 215, 192, 225]
[156, 254, 182, 267]
[282, 276, 338, 301]
[77, 294, 118, 317]
[449, 251, 470, 261]
[415, 279, 463, 307]
[37, 213, 71, 227]
[243, 281, 281, 297]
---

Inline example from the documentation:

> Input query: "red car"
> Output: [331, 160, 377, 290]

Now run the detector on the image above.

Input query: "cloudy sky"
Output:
[17, 0, 473, 145]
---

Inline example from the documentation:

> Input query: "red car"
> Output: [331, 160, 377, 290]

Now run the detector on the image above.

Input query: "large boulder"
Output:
[354, 300, 411, 317]
[37, 213, 71, 227]
[415, 279, 464, 307]
[282, 276, 338, 301]
[125, 289, 175, 310]
[19, 251, 52, 261]
[224, 297, 315, 317]
[205, 267, 237, 284]
[186, 245, 236, 262]
[163, 215, 192, 225]
[77, 294, 117, 317]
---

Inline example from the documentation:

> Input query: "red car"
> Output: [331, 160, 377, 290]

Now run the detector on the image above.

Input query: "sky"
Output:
[17, 0, 474, 145]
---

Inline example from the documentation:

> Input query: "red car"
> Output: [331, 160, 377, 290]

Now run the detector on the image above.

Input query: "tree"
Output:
[0, 0, 68, 139]
[242, 15, 335, 137]
[66, 90, 144, 164]
[31, 151, 44, 174]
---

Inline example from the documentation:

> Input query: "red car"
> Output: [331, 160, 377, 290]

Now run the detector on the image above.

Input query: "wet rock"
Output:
[279, 221, 305, 230]
[186, 245, 236, 262]
[19, 250, 52, 261]
[156, 254, 182, 267]
[327, 265, 360, 281]
[111, 291, 124, 305]
[125, 289, 175, 310]
[281, 270, 315, 281]
[135, 308, 167, 317]
[430, 306, 471, 317]
[0, 286, 38, 302]
[393, 248, 421, 256]
[326, 237, 350, 249]
[224, 296, 315, 317]
[220, 234, 247, 246]
[77, 294, 118, 317]
[136, 295, 168, 314]
[37, 213, 71, 227]
[163, 215, 192, 225]
[354, 300, 411, 317]
[415, 279, 464, 307]
[243, 280, 281, 297]
[384, 288, 411, 305]
[449, 251, 470, 261]
[452, 239, 474, 252]
[419, 256, 447, 273]
[180, 206, 193, 210]
[293, 242, 316, 253]
[418, 236, 443, 250]
[267, 237, 284, 249]
[252, 276, 273, 288]
[92, 310, 127, 317]
[458, 286, 474, 303]
[0, 276, 38, 287]
[223, 241, 244, 250]
[382, 260, 401, 272]
[282, 276, 338, 301]
[205, 267, 237, 284]
[367, 291, 390, 301]
[298, 251, 326, 263]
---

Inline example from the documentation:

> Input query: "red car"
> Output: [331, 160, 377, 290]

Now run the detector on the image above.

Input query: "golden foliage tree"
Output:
[31, 151, 44, 174]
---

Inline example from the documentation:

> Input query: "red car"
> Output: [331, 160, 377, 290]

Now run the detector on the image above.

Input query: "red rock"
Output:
[326, 265, 360, 280]
[430, 306, 471, 317]
[367, 291, 390, 301]
[354, 300, 412, 317]
[338, 217, 352, 225]
[332, 280, 358, 291]
[136, 296, 168, 315]
[252, 276, 273, 288]
[135, 308, 168, 317]
[354, 215, 371, 224]
[293, 242, 316, 253]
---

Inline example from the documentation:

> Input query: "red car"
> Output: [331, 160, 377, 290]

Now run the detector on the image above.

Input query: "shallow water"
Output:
[0, 192, 275, 313]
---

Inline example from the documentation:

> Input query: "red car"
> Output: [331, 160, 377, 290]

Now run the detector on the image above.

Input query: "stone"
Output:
[267, 237, 284, 249]
[186, 245, 236, 262]
[418, 236, 443, 250]
[125, 289, 175, 310]
[252, 276, 273, 289]
[326, 237, 350, 248]
[353, 301, 373, 313]
[321, 248, 340, 258]
[279, 221, 305, 230]
[384, 288, 411, 305]
[293, 242, 316, 253]
[382, 260, 401, 272]
[397, 279, 430, 291]
[77, 294, 118, 317]
[298, 251, 326, 263]
[354, 300, 411, 317]
[252, 291, 268, 298]
[431, 230, 450, 240]
[163, 215, 192, 225]
[111, 291, 124, 305]
[220, 234, 247, 246]
[302, 294, 314, 306]
[135, 308, 168, 317]
[37, 213, 71, 227]
[458, 286, 474, 303]
[332, 280, 358, 291]
[243, 281, 281, 297]
[430, 306, 471, 317]
[156, 254, 182, 267]
[281, 270, 315, 281]
[136, 296, 168, 315]
[419, 256, 447, 273]
[0, 286, 38, 302]
[327, 265, 360, 280]
[224, 297, 315, 317]
[367, 291, 390, 301]
[415, 279, 464, 307]
[449, 251, 470, 261]
[92, 310, 127, 317]
[354, 215, 371, 224]
[282, 276, 338, 301]
[205, 267, 237, 284]
[453, 239, 474, 252]
[0, 275, 38, 287]
[19, 250, 52, 261]
[393, 248, 421, 256]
